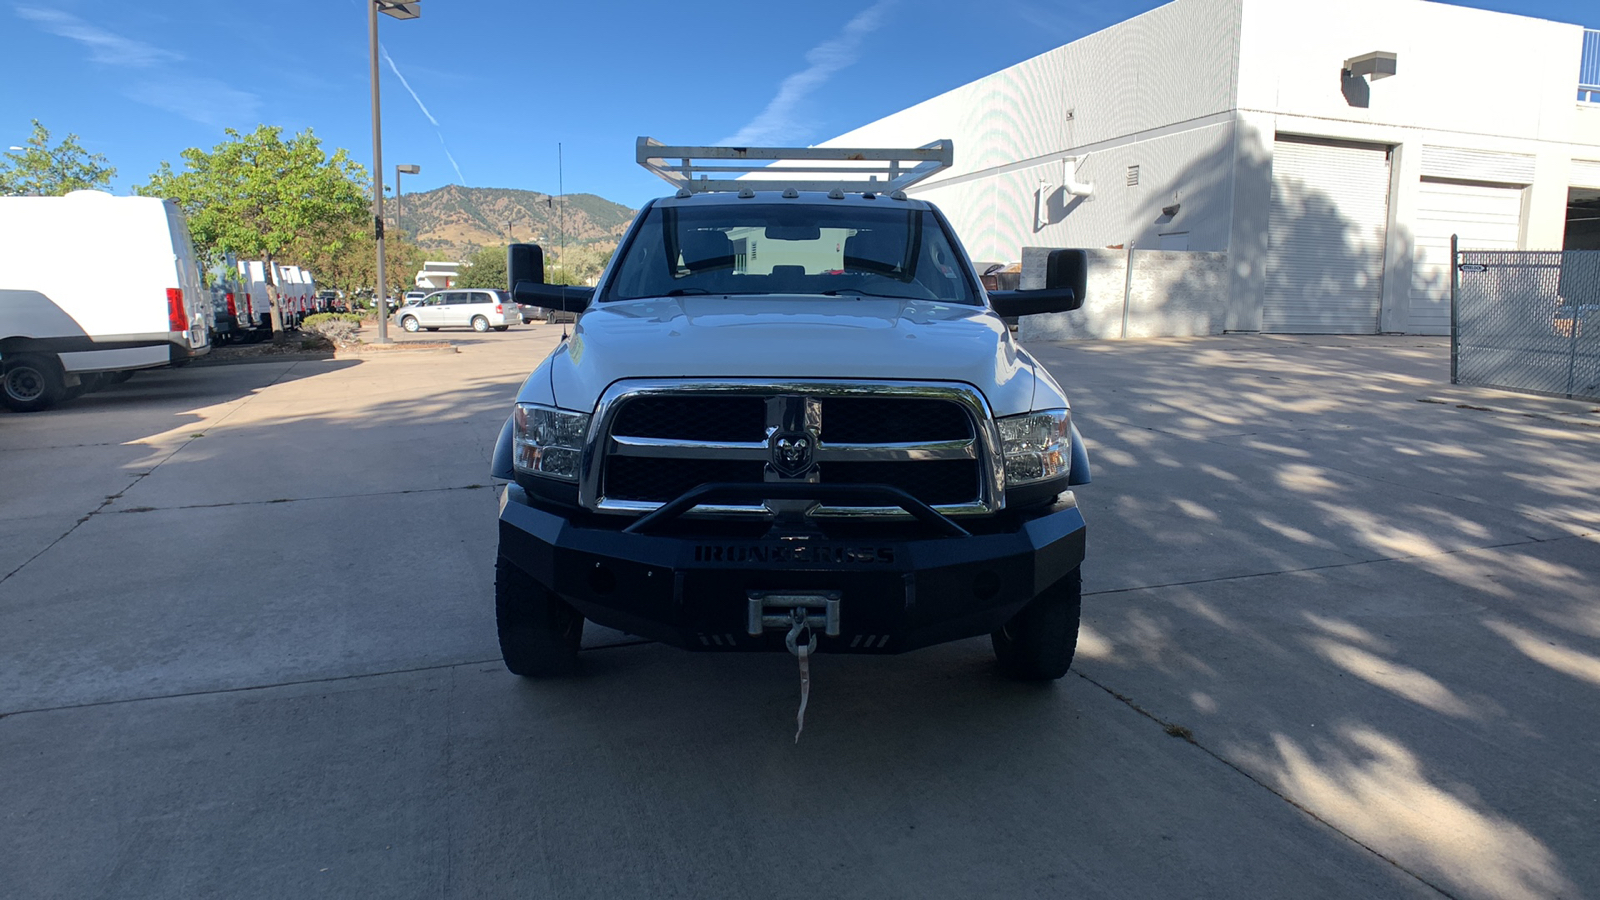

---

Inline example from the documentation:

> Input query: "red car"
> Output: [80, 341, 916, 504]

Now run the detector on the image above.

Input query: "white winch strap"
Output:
[794, 641, 811, 744]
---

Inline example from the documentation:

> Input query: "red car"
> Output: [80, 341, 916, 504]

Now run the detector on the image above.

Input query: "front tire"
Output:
[401, 316, 419, 333]
[471, 316, 490, 333]
[992, 567, 1081, 681]
[496, 556, 583, 676]
[2, 354, 67, 412]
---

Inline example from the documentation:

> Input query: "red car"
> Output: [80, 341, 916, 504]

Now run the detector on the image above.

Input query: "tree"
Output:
[0, 120, 116, 196]
[455, 244, 508, 290]
[547, 242, 614, 286]
[307, 232, 423, 303]
[137, 126, 368, 342]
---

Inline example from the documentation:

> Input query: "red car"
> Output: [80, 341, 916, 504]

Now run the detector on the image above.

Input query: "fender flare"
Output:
[1067, 422, 1091, 486]
[490, 415, 515, 481]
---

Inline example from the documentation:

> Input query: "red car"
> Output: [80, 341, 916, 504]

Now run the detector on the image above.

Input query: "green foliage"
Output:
[136, 125, 369, 276]
[0, 120, 116, 196]
[544, 265, 587, 286]
[455, 244, 508, 289]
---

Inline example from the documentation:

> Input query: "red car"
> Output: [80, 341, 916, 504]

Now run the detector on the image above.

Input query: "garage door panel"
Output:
[1264, 137, 1391, 334]
[1409, 179, 1523, 335]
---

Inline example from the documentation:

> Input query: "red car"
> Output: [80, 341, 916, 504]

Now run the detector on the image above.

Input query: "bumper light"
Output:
[998, 409, 1070, 486]
[512, 403, 590, 481]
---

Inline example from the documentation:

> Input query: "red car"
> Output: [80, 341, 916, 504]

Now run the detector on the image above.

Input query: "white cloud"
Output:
[720, 1, 894, 146]
[126, 76, 261, 129]
[14, 6, 181, 67]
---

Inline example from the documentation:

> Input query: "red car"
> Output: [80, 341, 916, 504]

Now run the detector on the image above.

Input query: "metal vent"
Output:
[1126, 165, 1140, 187]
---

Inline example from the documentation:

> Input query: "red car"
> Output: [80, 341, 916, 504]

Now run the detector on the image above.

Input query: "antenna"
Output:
[558, 143, 568, 341]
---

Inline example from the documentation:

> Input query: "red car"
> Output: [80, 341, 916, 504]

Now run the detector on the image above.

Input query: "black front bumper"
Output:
[497, 485, 1086, 654]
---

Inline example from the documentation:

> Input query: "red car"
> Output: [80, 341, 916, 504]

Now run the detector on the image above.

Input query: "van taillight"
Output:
[225, 293, 237, 316]
[167, 288, 189, 331]
[494, 304, 503, 314]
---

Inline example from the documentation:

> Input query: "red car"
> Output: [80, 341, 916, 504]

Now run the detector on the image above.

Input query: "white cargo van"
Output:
[236, 260, 284, 340]
[0, 192, 210, 411]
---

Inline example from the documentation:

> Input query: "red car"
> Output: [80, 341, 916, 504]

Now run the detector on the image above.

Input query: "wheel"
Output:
[992, 567, 1081, 681]
[496, 556, 583, 676]
[425, 327, 439, 332]
[109, 370, 135, 384]
[78, 373, 108, 394]
[492, 325, 509, 332]
[471, 316, 490, 333]
[2, 354, 67, 412]
[401, 316, 420, 333]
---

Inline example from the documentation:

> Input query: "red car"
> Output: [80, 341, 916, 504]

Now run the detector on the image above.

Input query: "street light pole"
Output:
[367, 1, 420, 344]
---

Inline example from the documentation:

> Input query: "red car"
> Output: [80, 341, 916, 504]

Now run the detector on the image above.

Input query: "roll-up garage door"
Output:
[1408, 179, 1523, 334]
[1263, 137, 1392, 334]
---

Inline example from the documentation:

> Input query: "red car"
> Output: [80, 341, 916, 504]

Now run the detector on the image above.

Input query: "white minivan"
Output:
[0, 191, 210, 411]
[392, 289, 514, 332]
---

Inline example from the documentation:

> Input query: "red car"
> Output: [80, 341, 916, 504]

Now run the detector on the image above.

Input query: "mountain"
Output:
[391, 184, 637, 261]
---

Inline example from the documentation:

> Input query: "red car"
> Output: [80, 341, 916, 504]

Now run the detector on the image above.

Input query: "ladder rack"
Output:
[636, 137, 953, 195]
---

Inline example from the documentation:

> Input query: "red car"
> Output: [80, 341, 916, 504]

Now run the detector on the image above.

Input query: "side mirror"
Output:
[987, 248, 1087, 317]
[509, 242, 593, 313]
[508, 243, 544, 290]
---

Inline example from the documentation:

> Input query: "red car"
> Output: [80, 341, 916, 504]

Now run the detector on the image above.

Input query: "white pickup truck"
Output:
[490, 139, 1091, 681]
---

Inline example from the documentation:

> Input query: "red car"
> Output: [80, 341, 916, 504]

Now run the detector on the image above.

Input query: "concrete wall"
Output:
[1018, 247, 1232, 341]
[822, 0, 1244, 263]
[823, 0, 1600, 337]
[1231, 0, 1598, 333]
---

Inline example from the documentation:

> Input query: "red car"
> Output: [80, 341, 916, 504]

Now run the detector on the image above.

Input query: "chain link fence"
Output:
[1452, 245, 1600, 401]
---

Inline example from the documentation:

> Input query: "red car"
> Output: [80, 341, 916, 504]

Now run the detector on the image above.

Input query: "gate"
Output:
[1451, 239, 1600, 401]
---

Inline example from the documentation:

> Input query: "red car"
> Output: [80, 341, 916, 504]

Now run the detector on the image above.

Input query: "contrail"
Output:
[379, 43, 465, 184]
[721, 1, 893, 146]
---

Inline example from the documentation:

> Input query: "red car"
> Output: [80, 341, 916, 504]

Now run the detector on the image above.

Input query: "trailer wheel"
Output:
[496, 555, 583, 676]
[992, 566, 1081, 681]
[2, 354, 67, 412]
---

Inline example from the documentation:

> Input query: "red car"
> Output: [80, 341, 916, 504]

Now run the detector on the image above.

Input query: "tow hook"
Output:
[747, 591, 841, 654]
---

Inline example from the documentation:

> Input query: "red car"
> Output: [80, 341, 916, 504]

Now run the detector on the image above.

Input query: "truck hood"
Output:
[544, 295, 1037, 416]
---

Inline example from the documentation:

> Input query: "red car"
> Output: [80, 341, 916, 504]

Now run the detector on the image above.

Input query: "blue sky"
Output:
[4, 0, 1596, 210]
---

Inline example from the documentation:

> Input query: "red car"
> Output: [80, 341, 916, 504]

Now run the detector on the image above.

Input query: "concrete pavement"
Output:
[1, 329, 1595, 899]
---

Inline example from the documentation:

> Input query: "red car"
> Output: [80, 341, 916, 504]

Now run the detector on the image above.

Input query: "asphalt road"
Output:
[2, 327, 1597, 899]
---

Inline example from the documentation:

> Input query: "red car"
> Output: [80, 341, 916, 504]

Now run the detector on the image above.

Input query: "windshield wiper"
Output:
[821, 288, 908, 299]
[664, 287, 710, 296]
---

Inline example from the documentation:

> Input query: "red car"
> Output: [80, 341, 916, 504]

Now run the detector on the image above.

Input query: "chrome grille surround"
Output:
[580, 379, 1006, 518]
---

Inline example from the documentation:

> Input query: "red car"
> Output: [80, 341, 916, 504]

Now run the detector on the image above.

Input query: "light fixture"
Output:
[1161, 203, 1180, 217]
[1343, 51, 1397, 81]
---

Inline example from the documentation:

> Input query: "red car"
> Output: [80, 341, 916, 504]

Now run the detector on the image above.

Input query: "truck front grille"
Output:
[586, 381, 1003, 518]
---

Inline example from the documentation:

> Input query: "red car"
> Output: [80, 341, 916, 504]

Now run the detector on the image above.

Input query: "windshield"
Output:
[603, 203, 978, 304]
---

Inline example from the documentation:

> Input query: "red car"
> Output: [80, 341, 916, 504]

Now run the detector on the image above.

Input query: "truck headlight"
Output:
[997, 409, 1070, 486]
[512, 403, 590, 482]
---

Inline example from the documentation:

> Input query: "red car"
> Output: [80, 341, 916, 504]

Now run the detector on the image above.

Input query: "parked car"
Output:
[404, 290, 428, 304]
[392, 289, 514, 332]
[0, 191, 210, 411]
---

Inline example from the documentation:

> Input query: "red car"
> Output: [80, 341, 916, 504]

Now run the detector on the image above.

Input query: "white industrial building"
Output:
[824, 0, 1600, 336]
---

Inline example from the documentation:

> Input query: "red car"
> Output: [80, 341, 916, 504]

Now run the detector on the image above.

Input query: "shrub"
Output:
[302, 312, 363, 346]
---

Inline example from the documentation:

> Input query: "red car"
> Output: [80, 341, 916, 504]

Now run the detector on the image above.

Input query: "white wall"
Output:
[823, 0, 1600, 337]
[1019, 248, 1232, 341]
[823, 0, 1243, 262]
